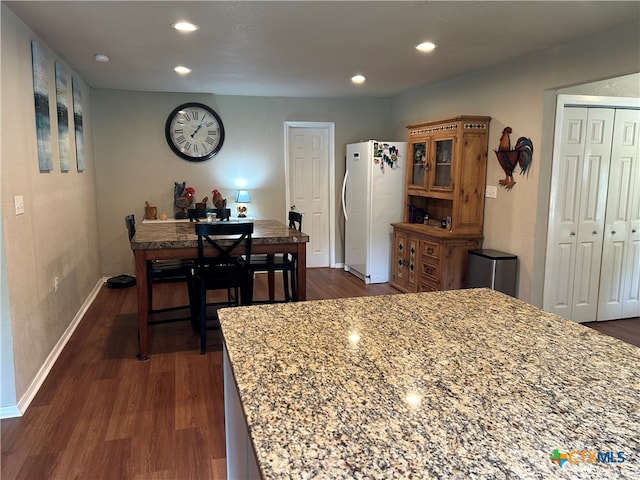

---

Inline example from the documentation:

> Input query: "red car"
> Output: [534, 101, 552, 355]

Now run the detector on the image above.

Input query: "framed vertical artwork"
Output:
[55, 62, 71, 172]
[31, 40, 52, 172]
[72, 76, 85, 172]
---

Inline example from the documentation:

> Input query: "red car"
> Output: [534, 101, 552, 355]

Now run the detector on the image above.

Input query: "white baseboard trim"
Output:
[0, 404, 21, 418]
[1, 277, 105, 419]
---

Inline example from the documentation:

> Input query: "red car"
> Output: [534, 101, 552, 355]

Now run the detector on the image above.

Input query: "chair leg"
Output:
[148, 280, 154, 313]
[240, 273, 253, 306]
[290, 263, 297, 301]
[282, 269, 291, 302]
[187, 275, 197, 324]
[200, 281, 207, 354]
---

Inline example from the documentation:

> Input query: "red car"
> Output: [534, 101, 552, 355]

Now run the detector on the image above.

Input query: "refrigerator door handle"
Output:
[341, 170, 349, 221]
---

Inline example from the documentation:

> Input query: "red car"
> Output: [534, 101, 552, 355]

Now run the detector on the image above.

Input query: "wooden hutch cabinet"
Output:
[391, 115, 491, 293]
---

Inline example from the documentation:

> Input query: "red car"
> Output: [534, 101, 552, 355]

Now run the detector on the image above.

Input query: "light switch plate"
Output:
[14, 196, 24, 215]
[485, 185, 498, 199]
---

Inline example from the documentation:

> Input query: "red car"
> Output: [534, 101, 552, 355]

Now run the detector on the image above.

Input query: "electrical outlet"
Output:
[14, 195, 24, 215]
[485, 185, 498, 199]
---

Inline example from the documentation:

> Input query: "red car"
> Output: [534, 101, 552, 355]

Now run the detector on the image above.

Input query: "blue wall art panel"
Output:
[55, 62, 71, 172]
[72, 76, 85, 172]
[31, 40, 52, 172]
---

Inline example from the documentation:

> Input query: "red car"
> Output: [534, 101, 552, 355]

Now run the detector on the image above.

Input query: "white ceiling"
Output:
[5, 1, 640, 98]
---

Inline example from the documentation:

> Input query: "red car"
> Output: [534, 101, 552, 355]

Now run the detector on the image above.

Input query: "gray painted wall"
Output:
[1, 5, 101, 413]
[92, 90, 393, 276]
[391, 22, 640, 305]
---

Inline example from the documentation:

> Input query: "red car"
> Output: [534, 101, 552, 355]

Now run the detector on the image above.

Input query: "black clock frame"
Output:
[164, 102, 225, 162]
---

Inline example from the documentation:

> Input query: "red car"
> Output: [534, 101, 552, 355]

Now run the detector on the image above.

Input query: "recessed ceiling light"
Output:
[174, 66, 191, 75]
[351, 74, 366, 84]
[94, 53, 110, 63]
[416, 42, 437, 52]
[172, 22, 199, 32]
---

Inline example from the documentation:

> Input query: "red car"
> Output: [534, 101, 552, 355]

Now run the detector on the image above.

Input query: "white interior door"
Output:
[286, 124, 332, 268]
[544, 107, 614, 322]
[598, 109, 640, 320]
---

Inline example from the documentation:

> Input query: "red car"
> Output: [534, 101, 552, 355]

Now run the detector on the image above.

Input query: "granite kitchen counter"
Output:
[130, 218, 308, 250]
[218, 288, 639, 479]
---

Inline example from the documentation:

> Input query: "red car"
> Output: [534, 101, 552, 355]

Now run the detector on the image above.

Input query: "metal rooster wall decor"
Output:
[494, 127, 533, 190]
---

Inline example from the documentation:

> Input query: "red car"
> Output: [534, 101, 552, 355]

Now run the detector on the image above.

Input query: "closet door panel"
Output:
[622, 238, 640, 318]
[571, 109, 614, 322]
[599, 109, 640, 320]
[543, 108, 586, 318]
[621, 111, 640, 319]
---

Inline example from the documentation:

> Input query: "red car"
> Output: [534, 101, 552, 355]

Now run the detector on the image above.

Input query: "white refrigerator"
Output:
[341, 140, 407, 284]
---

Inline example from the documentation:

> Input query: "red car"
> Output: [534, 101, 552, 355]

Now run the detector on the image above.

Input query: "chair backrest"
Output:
[187, 209, 200, 222]
[125, 214, 136, 241]
[210, 208, 231, 221]
[288, 211, 303, 231]
[188, 208, 232, 222]
[195, 222, 253, 267]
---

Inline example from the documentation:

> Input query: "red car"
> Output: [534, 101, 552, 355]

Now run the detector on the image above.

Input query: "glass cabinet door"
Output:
[431, 138, 454, 190]
[410, 142, 427, 187]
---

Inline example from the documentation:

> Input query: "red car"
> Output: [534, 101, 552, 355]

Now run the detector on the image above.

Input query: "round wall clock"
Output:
[165, 103, 225, 161]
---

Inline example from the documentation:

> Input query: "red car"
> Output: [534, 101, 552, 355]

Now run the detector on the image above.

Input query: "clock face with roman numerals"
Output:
[165, 103, 225, 161]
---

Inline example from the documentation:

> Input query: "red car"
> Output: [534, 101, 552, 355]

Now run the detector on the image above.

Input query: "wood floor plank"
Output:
[1, 406, 52, 479]
[13, 451, 60, 480]
[2, 268, 637, 479]
[48, 378, 119, 479]
[129, 371, 176, 477]
[106, 361, 151, 442]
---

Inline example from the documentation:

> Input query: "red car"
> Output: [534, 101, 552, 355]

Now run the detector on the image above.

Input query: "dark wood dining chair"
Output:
[125, 214, 193, 322]
[250, 211, 302, 303]
[189, 222, 253, 354]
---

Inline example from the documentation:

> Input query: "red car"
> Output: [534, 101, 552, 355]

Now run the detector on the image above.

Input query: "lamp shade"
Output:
[235, 190, 251, 203]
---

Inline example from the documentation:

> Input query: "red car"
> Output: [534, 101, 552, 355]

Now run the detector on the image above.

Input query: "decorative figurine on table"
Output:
[211, 189, 227, 208]
[174, 181, 195, 219]
[494, 126, 534, 190]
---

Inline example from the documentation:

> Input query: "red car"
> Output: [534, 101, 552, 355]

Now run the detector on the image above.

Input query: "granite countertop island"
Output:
[218, 289, 639, 479]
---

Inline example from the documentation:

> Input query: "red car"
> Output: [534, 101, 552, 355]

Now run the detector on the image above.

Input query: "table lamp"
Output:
[235, 190, 251, 218]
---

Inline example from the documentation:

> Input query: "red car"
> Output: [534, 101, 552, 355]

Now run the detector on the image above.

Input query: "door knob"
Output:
[570, 232, 576, 236]
[612, 231, 616, 235]
[592, 231, 597, 235]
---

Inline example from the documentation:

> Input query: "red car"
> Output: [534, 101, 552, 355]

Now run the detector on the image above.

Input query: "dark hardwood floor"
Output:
[2, 269, 638, 479]
[583, 316, 640, 347]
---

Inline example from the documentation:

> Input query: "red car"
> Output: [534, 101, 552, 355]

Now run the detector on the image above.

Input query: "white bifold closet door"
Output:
[544, 106, 640, 322]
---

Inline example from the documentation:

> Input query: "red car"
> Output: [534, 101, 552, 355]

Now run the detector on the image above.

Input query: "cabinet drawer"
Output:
[421, 240, 441, 261]
[421, 261, 439, 282]
[419, 279, 440, 292]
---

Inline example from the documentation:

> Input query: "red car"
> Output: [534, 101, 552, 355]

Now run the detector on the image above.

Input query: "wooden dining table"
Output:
[130, 219, 309, 360]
